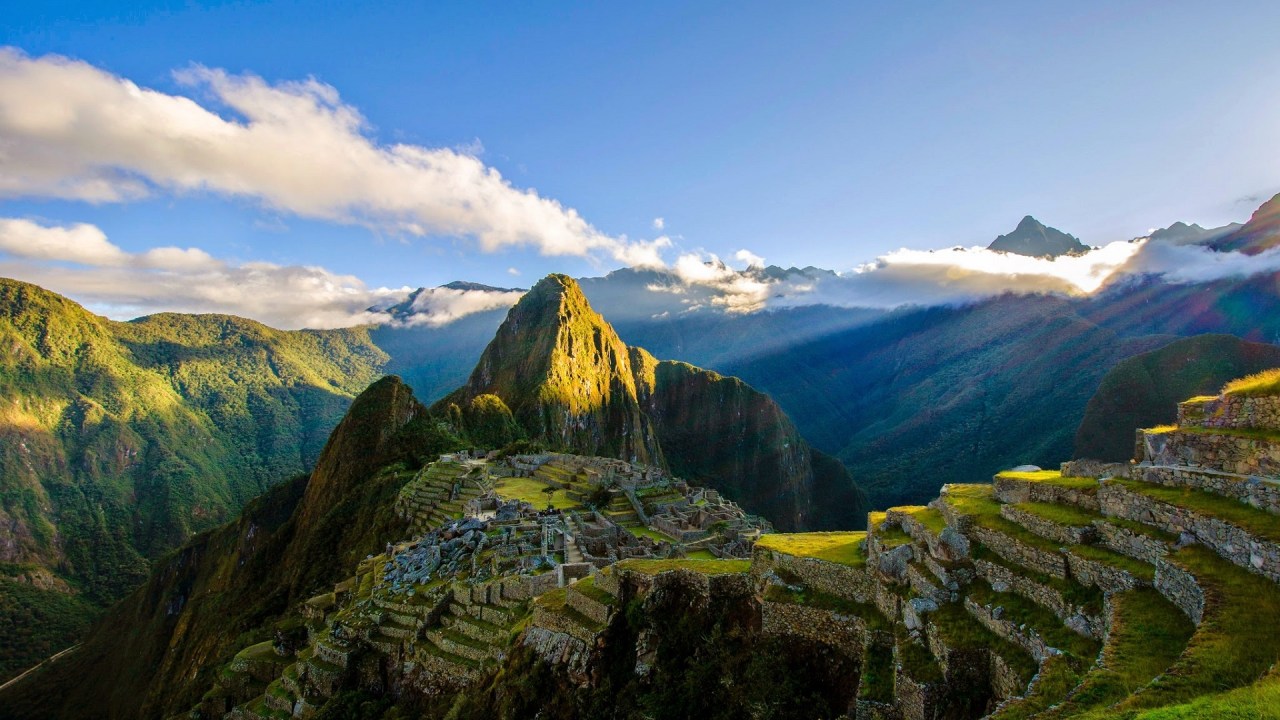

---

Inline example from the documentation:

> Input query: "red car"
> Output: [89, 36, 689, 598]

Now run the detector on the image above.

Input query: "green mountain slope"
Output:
[0, 278, 387, 681]
[0, 376, 453, 720]
[1074, 334, 1280, 461]
[437, 274, 866, 529]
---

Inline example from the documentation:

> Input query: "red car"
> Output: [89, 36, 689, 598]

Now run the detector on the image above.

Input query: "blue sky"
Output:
[1, 1, 1278, 325]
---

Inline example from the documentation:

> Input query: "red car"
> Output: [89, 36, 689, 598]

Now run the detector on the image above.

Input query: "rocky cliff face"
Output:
[439, 274, 866, 529]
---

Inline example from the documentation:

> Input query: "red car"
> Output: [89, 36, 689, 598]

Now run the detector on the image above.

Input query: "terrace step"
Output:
[992, 471, 1101, 511]
[1133, 462, 1280, 516]
[1032, 587, 1194, 719]
[963, 579, 1102, 665]
[1137, 427, 1280, 479]
[1094, 543, 1280, 716]
[1099, 477, 1280, 585]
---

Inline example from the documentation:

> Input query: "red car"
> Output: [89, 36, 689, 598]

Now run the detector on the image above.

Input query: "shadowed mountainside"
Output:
[1074, 334, 1280, 461]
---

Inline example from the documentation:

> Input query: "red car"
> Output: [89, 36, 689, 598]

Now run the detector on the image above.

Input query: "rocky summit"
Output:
[987, 216, 1089, 258]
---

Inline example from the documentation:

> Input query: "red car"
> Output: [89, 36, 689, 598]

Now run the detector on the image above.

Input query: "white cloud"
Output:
[652, 217, 664, 230]
[398, 286, 525, 327]
[0, 48, 667, 267]
[649, 238, 1280, 314]
[507, 267, 520, 276]
[734, 249, 765, 269]
[0, 217, 408, 329]
[0, 218, 129, 266]
[667, 252, 772, 313]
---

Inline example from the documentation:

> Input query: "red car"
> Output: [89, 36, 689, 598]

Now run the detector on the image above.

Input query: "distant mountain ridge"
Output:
[1210, 191, 1280, 254]
[988, 215, 1089, 258]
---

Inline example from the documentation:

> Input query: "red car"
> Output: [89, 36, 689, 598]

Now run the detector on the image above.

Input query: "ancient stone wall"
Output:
[1138, 429, 1280, 478]
[1000, 505, 1095, 545]
[1099, 481, 1280, 584]
[1179, 395, 1280, 432]
[752, 547, 874, 603]
[993, 476, 1100, 511]
[971, 526, 1068, 579]
[761, 600, 866, 655]
[1133, 462, 1280, 515]
[1153, 560, 1205, 625]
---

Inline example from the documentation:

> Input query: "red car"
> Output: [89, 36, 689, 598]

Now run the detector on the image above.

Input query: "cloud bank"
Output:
[393, 286, 526, 327]
[0, 217, 412, 329]
[656, 238, 1280, 315]
[0, 48, 668, 267]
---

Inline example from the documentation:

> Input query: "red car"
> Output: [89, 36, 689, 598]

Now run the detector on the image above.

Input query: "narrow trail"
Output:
[0, 644, 79, 693]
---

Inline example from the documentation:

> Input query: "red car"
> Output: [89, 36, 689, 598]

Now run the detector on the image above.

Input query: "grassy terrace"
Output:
[571, 576, 615, 605]
[897, 632, 944, 684]
[614, 558, 752, 575]
[755, 531, 868, 567]
[1111, 477, 1280, 544]
[628, 526, 675, 543]
[928, 601, 1038, 683]
[763, 584, 889, 631]
[876, 525, 915, 549]
[1015, 501, 1100, 529]
[967, 580, 1102, 661]
[970, 543, 1105, 616]
[1099, 544, 1280, 717]
[995, 470, 1099, 492]
[1038, 588, 1194, 719]
[1222, 368, 1280, 397]
[943, 484, 1064, 550]
[988, 655, 1083, 720]
[890, 505, 949, 535]
[494, 476, 580, 510]
[945, 484, 1157, 582]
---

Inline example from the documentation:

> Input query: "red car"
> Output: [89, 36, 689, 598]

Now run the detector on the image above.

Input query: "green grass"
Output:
[571, 577, 615, 605]
[614, 558, 752, 576]
[1067, 543, 1156, 583]
[889, 505, 948, 535]
[1038, 588, 1194, 718]
[929, 601, 1038, 683]
[493, 476, 580, 510]
[859, 642, 895, 703]
[897, 632, 944, 684]
[876, 526, 914, 549]
[1132, 669, 1280, 719]
[1102, 544, 1280, 715]
[685, 549, 717, 560]
[1112, 477, 1280, 544]
[1222, 368, 1280, 397]
[628, 526, 675, 543]
[943, 485, 1066, 554]
[995, 470, 1099, 492]
[987, 655, 1083, 720]
[763, 584, 889, 631]
[755, 531, 868, 567]
[967, 581, 1102, 661]
[1015, 501, 1100, 528]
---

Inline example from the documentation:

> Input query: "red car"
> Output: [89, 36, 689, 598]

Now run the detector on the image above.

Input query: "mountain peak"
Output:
[988, 216, 1089, 258]
[1210, 192, 1280, 255]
